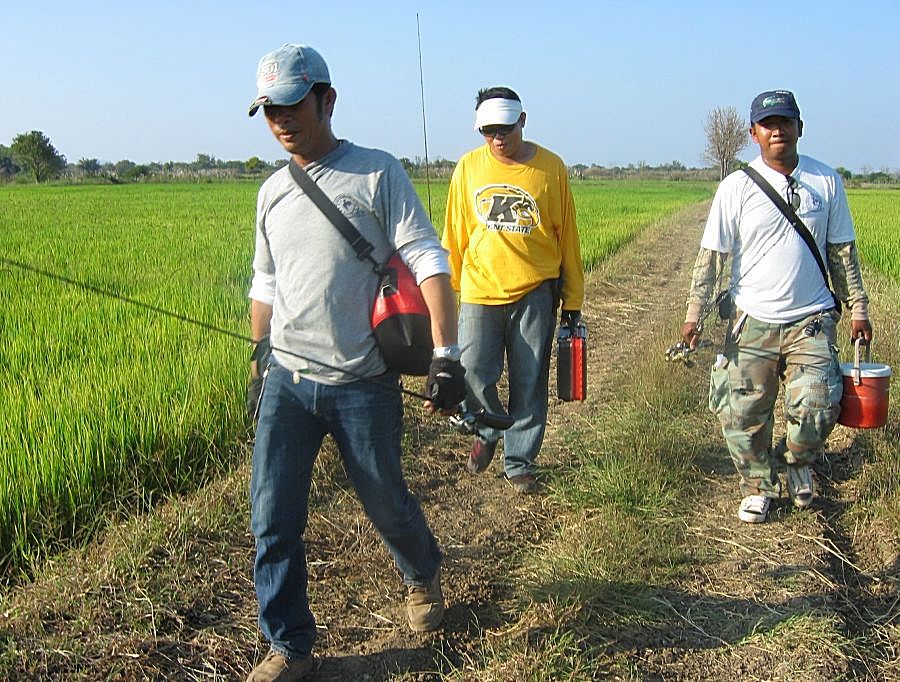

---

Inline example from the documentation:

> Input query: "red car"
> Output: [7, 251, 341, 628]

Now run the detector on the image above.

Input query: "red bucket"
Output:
[838, 339, 892, 429]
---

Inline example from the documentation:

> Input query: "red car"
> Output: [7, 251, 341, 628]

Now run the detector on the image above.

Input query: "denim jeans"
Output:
[458, 281, 556, 477]
[250, 361, 442, 659]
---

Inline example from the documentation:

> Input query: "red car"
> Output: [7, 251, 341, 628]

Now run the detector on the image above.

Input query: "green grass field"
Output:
[847, 188, 900, 282]
[1, 179, 895, 582]
[0, 183, 257, 579]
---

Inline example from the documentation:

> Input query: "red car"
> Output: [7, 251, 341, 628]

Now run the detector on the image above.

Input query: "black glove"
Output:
[426, 357, 466, 410]
[561, 309, 582, 329]
[246, 336, 272, 420]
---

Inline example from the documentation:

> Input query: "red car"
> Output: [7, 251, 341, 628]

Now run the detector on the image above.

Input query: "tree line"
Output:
[0, 132, 282, 184]
[3, 123, 898, 186]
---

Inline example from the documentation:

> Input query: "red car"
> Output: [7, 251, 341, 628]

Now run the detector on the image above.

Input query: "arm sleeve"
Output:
[249, 191, 276, 304]
[685, 247, 728, 323]
[399, 235, 451, 284]
[248, 270, 276, 305]
[827, 240, 869, 320]
[557, 173, 584, 310]
[441, 164, 468, 292]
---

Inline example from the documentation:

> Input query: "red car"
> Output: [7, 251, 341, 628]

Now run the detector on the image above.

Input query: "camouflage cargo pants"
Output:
[708, 309, 842, 497]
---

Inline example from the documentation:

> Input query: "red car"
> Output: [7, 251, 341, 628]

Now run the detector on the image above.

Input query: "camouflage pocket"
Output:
[708, 362, 730, 417]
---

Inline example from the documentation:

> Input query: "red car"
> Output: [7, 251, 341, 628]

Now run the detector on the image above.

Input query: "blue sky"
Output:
[2, 0, 897, 173]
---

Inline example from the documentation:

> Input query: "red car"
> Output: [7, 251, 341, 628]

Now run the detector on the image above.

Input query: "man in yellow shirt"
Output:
[443, 87, 584, 493]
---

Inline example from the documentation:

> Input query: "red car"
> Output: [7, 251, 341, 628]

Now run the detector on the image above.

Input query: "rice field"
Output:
[0, 179, 894, 580]
[0, 183, 257, 579]
[847, 188, 900, 282]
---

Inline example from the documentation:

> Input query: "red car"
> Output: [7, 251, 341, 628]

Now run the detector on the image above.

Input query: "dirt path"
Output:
[2, 200, 896, 680]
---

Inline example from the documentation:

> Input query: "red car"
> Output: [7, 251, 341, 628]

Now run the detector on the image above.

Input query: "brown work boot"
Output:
[508, 473, 539, 494]
[466, 436, 497, 474]
[246, 650, 313, 681]
[406, 568, 444, 632]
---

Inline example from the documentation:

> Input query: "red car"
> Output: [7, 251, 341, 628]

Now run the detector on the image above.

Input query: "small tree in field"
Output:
[10, 130, 66, 183]
[703, 107, 747, 180]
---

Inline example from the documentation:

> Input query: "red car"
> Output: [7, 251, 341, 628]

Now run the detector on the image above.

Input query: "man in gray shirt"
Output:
[244, 43, 465, 681]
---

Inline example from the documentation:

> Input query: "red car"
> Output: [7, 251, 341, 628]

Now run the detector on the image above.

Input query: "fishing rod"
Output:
[416, 12, 433, 221]
[0, 255, 513, 433]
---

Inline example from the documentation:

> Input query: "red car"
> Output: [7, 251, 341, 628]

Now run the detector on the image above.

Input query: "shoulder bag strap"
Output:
[288, 159, 381, 271]
[741, 166, 841, 311]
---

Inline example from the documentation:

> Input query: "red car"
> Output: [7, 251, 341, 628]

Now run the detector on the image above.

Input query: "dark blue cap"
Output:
[750, 90, 801, 124]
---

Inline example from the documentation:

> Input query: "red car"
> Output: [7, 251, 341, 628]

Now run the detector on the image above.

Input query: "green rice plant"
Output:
[573, 180, 714, 269]
[411, 179, 448, 230]
[0, 182, 257, 579]
[847, 189, 900, 283]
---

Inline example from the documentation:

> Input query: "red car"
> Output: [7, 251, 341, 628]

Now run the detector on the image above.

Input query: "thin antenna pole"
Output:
[416, 13, 433, 220]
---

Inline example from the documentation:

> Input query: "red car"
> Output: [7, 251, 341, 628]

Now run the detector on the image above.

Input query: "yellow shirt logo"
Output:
[474, 184, 540, 235]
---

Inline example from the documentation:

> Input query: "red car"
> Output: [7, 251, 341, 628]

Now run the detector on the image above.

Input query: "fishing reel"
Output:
[449, 408, 515, 435]
[664, 339, 711, 366]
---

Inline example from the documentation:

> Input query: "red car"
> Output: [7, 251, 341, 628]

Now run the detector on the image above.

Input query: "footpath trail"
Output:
[1, 200, 897, 680]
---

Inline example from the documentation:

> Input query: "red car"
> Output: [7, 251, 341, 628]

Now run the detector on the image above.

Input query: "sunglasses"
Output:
[786, 175, 801, 211]
[479, 123, 517, 138]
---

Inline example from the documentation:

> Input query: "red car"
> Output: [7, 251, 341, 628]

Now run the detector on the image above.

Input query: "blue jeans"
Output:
[458, 281, 556, 477]
[250, 362, 442, 659]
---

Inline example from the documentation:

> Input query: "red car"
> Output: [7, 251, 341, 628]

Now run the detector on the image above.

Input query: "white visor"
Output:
[474, 98, 523, 130]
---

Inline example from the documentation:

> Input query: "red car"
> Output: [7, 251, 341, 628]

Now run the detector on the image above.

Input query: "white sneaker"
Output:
[738, 495, 771, 523]
[787, 465, 815, 509]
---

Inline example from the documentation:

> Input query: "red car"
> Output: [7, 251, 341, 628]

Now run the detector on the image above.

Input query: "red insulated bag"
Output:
[370, 252, 433, 375]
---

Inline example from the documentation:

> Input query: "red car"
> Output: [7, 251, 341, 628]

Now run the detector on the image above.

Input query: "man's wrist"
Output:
[432, 344, 461, 362]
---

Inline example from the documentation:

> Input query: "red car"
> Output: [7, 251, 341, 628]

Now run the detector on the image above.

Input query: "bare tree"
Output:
[703, 107, 747, 180]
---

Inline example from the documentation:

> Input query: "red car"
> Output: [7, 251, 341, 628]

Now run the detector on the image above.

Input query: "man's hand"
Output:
[681, 321, 701, 349]
[425, 357, 466, 413]
[247, 336, 272, 421]
[851, 319, 873, 343]
[561, 309, 582, 329]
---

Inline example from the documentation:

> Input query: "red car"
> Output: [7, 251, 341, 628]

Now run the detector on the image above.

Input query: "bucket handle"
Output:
[852, 337, 871, 386]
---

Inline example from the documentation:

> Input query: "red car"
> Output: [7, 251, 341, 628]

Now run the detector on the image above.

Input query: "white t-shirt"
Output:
[701, 155, 856, 324]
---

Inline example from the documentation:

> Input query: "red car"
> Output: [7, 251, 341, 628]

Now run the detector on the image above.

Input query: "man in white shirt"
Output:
[681, 90, 872, 524]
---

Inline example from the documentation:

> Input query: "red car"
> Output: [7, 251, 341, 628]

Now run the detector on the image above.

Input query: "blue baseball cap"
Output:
[248, 44, 331, 117]
[750, 90, 801, 124]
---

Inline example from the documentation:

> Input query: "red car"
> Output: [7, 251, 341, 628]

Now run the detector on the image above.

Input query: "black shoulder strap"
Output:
[288, 159, 380, 270]
[741, 166, 841, 311]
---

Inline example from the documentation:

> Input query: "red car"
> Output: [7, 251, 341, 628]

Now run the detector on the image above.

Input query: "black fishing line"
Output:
[0, 255, 434, 402]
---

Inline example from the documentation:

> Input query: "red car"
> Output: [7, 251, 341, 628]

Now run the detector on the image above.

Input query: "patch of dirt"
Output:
[1, 201, 896, 681]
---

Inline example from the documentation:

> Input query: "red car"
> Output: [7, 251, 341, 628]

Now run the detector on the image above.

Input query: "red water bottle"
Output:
[557, 316, 587, 401]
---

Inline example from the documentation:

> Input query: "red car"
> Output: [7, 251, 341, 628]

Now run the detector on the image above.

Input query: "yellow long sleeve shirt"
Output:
[442, 144, 584, 310]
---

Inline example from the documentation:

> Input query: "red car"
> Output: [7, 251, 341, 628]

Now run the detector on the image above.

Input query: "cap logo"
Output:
[762, 95, 787, 109]
[260, 60, 278, 85]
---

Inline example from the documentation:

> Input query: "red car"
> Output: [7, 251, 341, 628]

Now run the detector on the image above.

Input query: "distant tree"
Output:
[246, 156, 263, 173]
[835, 166, 852, 181]
[123, 164, 151, 181]
[194, 153, 216, 170]
[77, 157, 102, 176]
[0, 144, 19, 180]
[114, 159, 136, 176]
[703, 107, 747, 180]
[10, 130, 66, 182]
